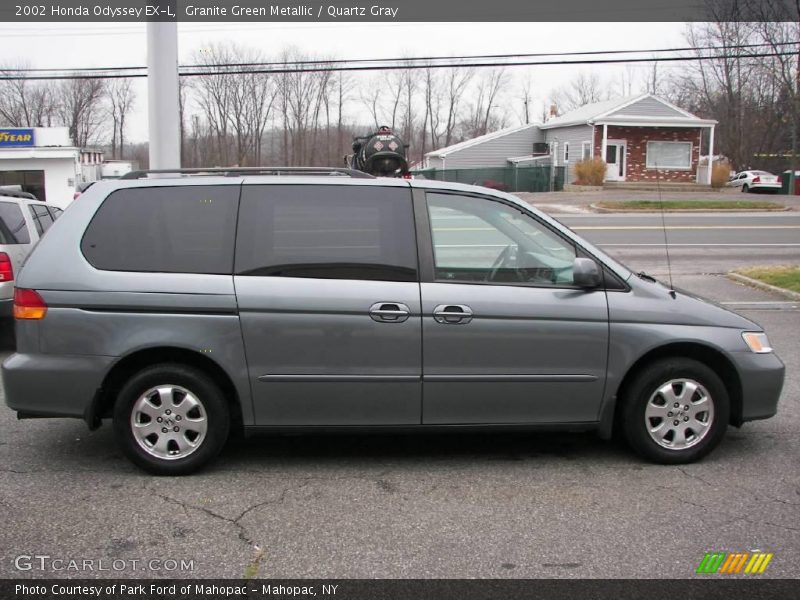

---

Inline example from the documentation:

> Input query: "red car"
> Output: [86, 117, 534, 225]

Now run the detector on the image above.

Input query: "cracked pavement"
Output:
[0, 274, 798, 579]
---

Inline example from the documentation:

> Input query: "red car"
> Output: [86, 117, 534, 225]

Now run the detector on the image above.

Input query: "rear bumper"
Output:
[0, 298, 12, 317]
[2, 352, 114, 420]
[734, 351, 785, 423]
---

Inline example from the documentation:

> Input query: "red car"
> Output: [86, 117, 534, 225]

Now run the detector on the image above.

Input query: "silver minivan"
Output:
[0, 189, 63, 319]
[2, 169, 785, 474]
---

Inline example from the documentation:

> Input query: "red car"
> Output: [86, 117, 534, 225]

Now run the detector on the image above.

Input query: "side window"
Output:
[28, 204, 54, 236]
[563, 142, 570, 163]
[0, 201, 31, 244]
[235, 185, 417, 282]
[427, 193, 577, 286]
[81, 185, 239, 274]
[48, 206, 64, 220]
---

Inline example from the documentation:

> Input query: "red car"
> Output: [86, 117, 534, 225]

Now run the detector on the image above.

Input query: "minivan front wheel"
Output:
[113, 364, 230, 475]
[621, 358, 729, 464]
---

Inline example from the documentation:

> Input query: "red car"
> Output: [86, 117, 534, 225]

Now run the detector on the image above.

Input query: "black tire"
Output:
[113, 363, 230, 475]
[620, 358, 729, 464]
[742, 184, 749, 193]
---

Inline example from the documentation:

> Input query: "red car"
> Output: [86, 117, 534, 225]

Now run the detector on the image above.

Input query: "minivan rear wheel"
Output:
[620, 358, 729, 464]
[113, 364, 230, 475]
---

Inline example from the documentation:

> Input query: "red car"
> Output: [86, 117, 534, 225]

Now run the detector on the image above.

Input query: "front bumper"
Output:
[733, 351, 785, 423]
[2, 352, 114, 420]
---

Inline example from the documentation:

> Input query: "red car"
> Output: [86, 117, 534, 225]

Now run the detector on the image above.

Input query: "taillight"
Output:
[13, 288, 47, 320]
[73, 192, 81, 200]
[753, 176, 760, 183]
[0, 252, 13, 282]
[777, 176, 782, 184]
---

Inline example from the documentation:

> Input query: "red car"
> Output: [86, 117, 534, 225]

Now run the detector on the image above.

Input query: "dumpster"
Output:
[780, 170, 800, 195]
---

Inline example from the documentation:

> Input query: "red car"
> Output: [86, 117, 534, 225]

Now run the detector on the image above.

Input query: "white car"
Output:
[0, 188, 63, 319]
[728, 170, 781, 193]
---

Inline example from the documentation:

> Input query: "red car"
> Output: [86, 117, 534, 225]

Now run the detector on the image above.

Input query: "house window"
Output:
[646, 141, 692, 170]
[581, 141, 592, 160]
[563, 142, 569, 163]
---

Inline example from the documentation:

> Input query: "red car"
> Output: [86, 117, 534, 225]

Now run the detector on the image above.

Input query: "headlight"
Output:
[742, 332, 773, 353]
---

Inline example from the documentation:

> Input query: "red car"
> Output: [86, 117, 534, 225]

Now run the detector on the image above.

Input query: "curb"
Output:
[727, 272, 800, 301]
[590, 203, 791, 213]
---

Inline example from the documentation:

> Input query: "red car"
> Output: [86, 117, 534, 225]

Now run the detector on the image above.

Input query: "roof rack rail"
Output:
[0, 187, 37, 200]
[120, 167, 375, 180]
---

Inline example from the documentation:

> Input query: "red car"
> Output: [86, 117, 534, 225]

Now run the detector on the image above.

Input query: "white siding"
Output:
[430, 127, 545, 169]
[544, 124, 593, 183]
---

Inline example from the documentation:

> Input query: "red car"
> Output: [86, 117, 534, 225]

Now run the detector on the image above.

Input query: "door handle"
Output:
[369, 302, 411, 323]
[433, 304, 474, 324]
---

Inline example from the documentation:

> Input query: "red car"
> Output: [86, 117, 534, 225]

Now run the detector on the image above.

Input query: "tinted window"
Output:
[427, 193, 576, 286]
[0, 201, 31, 244]
[29, 204, 54, 236]
[235, 185, 417, 282]
[48, 206, 63, 220]
[81, 186, 239, 274]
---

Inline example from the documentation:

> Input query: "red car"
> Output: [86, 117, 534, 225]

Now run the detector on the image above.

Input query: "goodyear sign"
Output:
[0, 129, 35, 147]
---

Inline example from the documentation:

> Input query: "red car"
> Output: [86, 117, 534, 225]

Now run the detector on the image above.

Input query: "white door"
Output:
[604, 142, 626, 181]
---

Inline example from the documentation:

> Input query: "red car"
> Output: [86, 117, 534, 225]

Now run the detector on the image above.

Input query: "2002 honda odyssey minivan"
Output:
[2, 168, 785, 474]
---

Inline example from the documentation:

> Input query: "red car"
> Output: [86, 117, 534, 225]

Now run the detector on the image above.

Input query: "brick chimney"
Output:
[549, 104, 558, 118]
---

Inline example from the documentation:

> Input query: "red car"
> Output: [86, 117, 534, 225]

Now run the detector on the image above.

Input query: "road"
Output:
[0, 210, 798, 581]
[555, 211, 800, 275]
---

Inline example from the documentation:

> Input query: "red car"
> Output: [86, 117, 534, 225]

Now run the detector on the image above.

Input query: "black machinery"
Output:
[346, 126, 410, 177]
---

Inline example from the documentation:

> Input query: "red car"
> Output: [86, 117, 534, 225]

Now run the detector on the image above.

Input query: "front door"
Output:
[418, 191, 609, 424]
[234, 183, 422, 426]
[605, 142, 626, 181]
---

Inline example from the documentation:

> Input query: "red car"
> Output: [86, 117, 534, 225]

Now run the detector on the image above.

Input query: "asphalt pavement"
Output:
[556, 212, 800, 276]
[0, 209, 798, 580]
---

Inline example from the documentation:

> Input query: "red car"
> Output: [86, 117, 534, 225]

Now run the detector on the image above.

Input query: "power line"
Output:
[3, 41, 797, 74]
[0, 49, 795, 81]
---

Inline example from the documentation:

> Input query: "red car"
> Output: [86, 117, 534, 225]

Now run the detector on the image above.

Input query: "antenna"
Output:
[654, 162, 676, 299]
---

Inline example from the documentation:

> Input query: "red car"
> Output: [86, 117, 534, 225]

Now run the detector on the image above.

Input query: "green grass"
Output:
[596, 200, 784, 210]
[736, 266, 800, 293]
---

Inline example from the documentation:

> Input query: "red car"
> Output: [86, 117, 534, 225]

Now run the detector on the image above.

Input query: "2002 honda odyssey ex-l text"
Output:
[2, 168, 785, 474]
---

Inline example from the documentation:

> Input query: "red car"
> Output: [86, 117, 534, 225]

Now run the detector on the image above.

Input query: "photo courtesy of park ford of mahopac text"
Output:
[0, 0, 798, 599]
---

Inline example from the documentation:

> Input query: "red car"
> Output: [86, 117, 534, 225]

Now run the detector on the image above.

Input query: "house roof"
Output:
[425, 122, 540, 158]
[539, 93, 716, 129]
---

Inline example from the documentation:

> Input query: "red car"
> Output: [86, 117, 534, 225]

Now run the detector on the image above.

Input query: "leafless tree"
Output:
[549, 72, 607, 113]
[57, 76, 106, 147]
[190, 43, 278, 166]
[516, 71, 535, 126]
[746, 0, 800, 174]
[0, 64, 56, 127]
[463, 68, 508, 138]
[106, 78, 135, 159]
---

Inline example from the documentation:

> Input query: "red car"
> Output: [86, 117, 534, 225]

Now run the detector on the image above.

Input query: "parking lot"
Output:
[1, 211, 798, 580]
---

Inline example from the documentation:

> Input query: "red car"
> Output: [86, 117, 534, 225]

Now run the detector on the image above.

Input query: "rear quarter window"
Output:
[80, 186, 239, 274]
[0, 200, 31, 244]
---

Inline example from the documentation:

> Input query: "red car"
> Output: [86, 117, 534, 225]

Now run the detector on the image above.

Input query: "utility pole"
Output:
[147, 22, 181, 169]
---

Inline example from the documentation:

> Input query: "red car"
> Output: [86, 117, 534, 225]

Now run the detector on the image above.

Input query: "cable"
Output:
[1, 49, 795, 81]
[2, 40, 797, 74]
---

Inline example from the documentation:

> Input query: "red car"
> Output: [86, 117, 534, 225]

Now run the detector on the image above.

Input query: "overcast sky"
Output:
[6, 22, 688, 142]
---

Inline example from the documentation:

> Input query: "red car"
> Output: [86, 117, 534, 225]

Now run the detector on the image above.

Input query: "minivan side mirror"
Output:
[573, 257, 602, 289]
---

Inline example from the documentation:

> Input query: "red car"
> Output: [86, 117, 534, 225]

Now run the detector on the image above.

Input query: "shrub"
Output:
[711, 162, 731, 188]
[574, 157, 606, 186]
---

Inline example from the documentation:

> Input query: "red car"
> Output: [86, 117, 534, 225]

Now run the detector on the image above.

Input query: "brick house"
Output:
[423, 94, 718, 187]
[539, 94, 717, 185]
